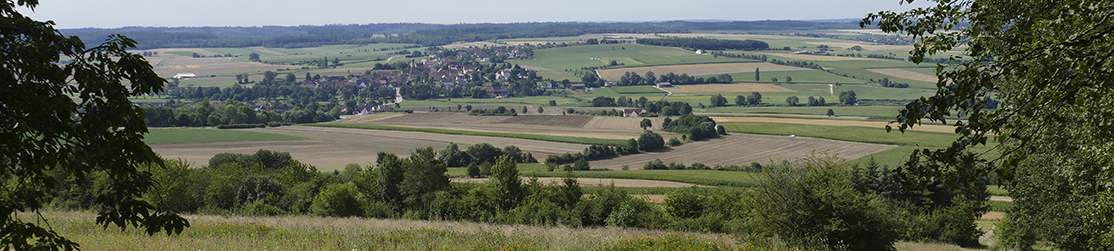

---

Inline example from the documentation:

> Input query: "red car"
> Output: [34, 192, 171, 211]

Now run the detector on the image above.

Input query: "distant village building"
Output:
[655, 82, 673, 88]
[622, 108, 643, 118]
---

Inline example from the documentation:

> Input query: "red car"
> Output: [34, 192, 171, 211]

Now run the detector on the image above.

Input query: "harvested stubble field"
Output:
[149, 56, 286, 78]
[597, 62, 802, 81]
[668, 83, 796, 94]
[710, 116, 958, 134]
[150, 126, 589, 170]
[588, 134, 896, 170]
[866, 68, 940, 82]
[451, 177, 705, 188]
[349, 113, 678, 140]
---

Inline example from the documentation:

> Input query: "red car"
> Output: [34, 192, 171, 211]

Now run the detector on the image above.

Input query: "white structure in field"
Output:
[829, 84, 834, 96]
[173, 73, 196, 79]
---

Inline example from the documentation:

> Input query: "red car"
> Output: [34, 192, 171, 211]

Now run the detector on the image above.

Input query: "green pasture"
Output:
[306, 123, 628, 146]
[709, 69, 866, 85]
[516, 44, 753, 73]
[144, 128, 306, 144]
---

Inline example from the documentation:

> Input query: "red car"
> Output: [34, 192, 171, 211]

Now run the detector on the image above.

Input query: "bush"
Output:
[667, 137, 682, 146]
[751, 155, 899, 250]
[643, 159, 668, 170]
[637, 131, 665, 152]
[310, 183, 368, 217]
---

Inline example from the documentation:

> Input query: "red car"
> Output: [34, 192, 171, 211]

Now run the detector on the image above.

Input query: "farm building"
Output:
[622, 108, 643, 118]
[656, 82, 673, 88]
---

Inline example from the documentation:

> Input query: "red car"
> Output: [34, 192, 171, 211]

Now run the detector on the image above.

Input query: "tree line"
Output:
[637, 37, 770, 51]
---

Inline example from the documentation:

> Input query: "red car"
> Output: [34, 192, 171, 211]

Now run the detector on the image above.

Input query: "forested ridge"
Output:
[61, 20, 863, 49]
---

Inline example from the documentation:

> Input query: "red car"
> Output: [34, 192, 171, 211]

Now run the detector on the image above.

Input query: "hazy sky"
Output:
[19, 0, 930, 29]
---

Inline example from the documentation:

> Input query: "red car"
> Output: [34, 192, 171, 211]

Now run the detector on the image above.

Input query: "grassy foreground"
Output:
[36, 211, 757, 251]
[34, 210, 991, 250]
[306, 123, 628, 146]
[144, 128, 306, 144]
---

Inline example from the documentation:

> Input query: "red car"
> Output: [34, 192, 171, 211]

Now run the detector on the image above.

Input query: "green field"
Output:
[144, 128, 306, 144]
[515, 44, 755, 81]
[306, 123, 628, 146]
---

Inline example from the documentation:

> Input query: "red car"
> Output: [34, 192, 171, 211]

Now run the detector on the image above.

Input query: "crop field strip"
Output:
[587, 134, 896, 171]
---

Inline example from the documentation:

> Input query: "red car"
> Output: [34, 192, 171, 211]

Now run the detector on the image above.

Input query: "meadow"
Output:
[144, 128, 306, 144]
[34, 211, 754, 251]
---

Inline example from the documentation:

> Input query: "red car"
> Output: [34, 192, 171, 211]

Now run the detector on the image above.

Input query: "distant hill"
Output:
[60, 21, 868, 49]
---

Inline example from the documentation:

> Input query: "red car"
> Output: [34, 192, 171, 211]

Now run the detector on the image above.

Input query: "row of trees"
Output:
[661, 115, 724, 141]
[614, 71, 735, 86]
[142, 100, 340, 127]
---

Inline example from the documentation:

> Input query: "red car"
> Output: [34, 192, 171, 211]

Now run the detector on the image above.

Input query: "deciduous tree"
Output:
[1, 1, 186, 248]
[865, 0, 1114, 248]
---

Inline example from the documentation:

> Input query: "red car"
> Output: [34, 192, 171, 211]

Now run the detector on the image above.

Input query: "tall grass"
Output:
[35, 211, 749, 251]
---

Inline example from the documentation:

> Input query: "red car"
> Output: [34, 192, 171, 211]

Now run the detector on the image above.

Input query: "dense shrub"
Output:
[637, 131, 665, 152]
[310, 183, 368, 217]
[751, 155, 899, 250]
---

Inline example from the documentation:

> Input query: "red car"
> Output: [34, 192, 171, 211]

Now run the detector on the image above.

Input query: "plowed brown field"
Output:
[588, 134, 896, 170]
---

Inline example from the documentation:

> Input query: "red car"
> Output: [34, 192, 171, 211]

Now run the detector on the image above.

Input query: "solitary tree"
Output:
[248, 52, 261, 62]
[536, 106, 544, 114]
[755, 68, 760, 82]
[1, 1, 186, 248]
[640, 118, 653, 130]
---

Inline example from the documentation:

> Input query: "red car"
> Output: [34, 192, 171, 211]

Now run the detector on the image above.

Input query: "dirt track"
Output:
[150, 126, 590, 170]
[588, 134, 896, 170]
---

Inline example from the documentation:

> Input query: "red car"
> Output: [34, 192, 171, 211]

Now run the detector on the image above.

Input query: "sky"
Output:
[18, 0, 931, 29]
